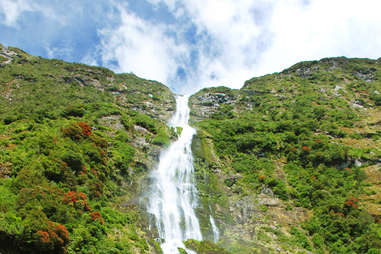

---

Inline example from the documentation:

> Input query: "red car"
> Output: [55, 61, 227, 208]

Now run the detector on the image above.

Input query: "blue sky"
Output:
[1, 0, 381, 93]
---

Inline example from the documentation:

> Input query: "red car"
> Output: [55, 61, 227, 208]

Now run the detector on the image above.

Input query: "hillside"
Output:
[1, 44, 381, 254]
[190, 57, 381, 253]
[0, 44, 175, 253]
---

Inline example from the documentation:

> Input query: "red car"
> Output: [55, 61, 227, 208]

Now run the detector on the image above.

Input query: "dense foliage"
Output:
[190, 57, 381, 253]
[183, 239, 230, 254]
[0, 45, 175, 253]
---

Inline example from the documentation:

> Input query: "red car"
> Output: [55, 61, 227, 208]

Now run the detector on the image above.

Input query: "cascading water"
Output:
[209, 215, 220, 243]
[147, 95, 202, 253]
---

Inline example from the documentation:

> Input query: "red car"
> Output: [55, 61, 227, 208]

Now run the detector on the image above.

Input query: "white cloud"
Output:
[99, 8, 189, 87]
[173, 0, 273, 89]
[173, 0, 381, 90]
[0, 0, 34, 26]
[98, 0, 381, 93]
[256, 0, 381, 76]
[105, 0, 272, 91]
[0, 0, 62, 27]
[3, 0, 380, 93]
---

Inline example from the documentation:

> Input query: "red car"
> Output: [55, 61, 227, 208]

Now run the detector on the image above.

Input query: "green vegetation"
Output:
[190, 57, 381, 253]
[0, 46, 174, 253]
[184, 239, 230, 254]
[2, 45, 381, 254]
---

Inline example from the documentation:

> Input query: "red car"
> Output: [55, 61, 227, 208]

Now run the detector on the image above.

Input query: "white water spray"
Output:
[147, 95, 202, 253]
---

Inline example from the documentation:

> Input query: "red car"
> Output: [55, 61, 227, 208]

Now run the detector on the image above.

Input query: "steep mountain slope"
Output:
[190, 57, 381, 253]
[1, 44, 380, 254]
[0, 45, 175, 253]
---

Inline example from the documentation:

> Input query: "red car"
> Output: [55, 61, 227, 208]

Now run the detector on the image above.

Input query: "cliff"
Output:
[190, 57, 381, 253]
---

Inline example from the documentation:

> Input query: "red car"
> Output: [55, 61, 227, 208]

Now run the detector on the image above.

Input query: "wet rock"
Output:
[355, 159, 362, 167]
[134, 136, 149, 147]
[260, 186, 274, 196]
[257, 194, 280, 207]
[99, 115, 124, 130]
[134, 125, 150, 135]
[189, 89, 237, 121]
[229, 196, 258, 225]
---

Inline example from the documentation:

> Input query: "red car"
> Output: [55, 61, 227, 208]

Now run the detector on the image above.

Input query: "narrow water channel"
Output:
[147, 95, 203, 253]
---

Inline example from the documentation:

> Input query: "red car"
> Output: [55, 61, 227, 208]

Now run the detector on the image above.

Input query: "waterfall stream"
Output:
[147, 95, 203, 253]
[209, 215, 220, 243]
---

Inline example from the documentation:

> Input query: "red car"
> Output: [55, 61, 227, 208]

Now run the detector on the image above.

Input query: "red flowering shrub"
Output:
[37, 230, 50, 243]
[258, 175, 266, 182]
[344, 196, 359, 209]
[36, 222, 70, 253]
[90, 168, 97, 176]
[62, 122, 92, 140]
[62, 191, 91, 211]
[62, 124, 82, 140]
[78, 122, 92, 136]
[302, 145, 310, 151]
[90, 211, 104, 225]
[79, 165, 88, 175]
[53, 223, 70, 244]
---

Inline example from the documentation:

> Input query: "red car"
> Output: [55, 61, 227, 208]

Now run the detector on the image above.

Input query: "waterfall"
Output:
[209, 215, 220, 243]
[147, 95, 202, 254]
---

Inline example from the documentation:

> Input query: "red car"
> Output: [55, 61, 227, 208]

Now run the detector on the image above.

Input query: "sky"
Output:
[1, 0, 381, 94]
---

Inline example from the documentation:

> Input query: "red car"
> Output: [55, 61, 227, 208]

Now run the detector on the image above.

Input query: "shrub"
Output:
[121, 114, 133, 130]
[62, 105, 85, 117]
[62, 191, 91, 211]
[134, 113, 156, 133]
[370, 93, 381, 106]
[90, 211, 104, 225]
[61, 151, 83, 172]
[36, 221, 70, 253]
[344, 196, 359, 210]
[62, 122, 92, 140]
[62, 123, 82, 140]
[78, 122, 92, 136]
[152, 127, 170, 146]
[184, 239, 230, 254]
[111, 142, 135, 175]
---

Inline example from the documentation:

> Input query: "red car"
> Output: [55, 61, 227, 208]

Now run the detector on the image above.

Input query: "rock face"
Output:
[0, 46, 16, 65]
[189, 86, 238, 123]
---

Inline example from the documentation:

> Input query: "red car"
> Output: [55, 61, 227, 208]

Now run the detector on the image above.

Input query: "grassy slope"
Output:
[190, 57, 381, 254]
[0, 45, 175, 254]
